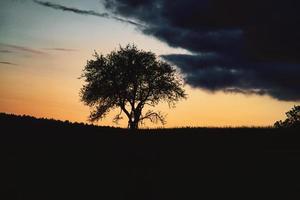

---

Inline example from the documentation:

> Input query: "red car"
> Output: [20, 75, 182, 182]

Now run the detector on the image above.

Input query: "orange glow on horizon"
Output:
[0, 67, 295, 128]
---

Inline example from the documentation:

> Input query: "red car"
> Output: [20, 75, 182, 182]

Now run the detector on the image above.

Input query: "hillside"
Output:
[1, 113, 300, 199]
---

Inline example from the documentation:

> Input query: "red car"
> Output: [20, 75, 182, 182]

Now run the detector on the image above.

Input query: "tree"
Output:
[80, 44, 186, 130]
[274, 105, 300, 128]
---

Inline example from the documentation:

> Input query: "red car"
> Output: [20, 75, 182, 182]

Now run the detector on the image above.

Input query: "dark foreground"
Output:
[1, 113, 300, 199]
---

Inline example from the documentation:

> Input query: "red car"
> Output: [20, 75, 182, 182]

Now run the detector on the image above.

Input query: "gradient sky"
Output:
[0, 0, 298, 128]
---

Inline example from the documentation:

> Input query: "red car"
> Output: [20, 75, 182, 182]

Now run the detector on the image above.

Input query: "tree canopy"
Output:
[80, 44, 186, 129]
[274, 105, 300, 128]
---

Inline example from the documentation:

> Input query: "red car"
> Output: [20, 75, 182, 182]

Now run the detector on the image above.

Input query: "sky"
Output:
[0, 0, 299, 128]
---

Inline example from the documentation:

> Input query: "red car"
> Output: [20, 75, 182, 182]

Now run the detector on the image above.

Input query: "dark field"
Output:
[1, 113, 300, 199]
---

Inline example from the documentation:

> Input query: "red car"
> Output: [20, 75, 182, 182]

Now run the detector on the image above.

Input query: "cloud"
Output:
[0, 43, 46, 55]
[33, 0, 143, 27]
[104, 0, 300, 101]
[0, 61, 18, 66]
[0, 43, 78, 55]
[163, 54, 300, 101]
[0, 50, 14, 53]
[43, 48, 78, 52]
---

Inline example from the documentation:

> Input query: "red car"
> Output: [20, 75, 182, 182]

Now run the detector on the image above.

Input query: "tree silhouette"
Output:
[274, 105, 300, 128]
[80, 44, 186, 129]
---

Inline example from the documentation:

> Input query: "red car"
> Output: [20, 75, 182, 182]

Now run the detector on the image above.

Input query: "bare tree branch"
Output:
[139, 110, 166, 126]
[113, 108, 123, 124]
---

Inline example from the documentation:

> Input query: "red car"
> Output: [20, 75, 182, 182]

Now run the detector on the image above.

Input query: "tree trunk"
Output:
[127, 108, 141, 130]
[128, 121, 138, 130]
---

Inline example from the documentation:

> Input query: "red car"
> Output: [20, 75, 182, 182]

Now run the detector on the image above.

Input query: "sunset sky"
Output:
[1, 0, 299, 128]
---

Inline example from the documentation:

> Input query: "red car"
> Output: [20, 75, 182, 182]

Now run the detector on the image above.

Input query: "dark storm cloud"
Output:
[33, 0, 143, 27]
[163, 54, 300, 101]
[104, 0, 300, 101]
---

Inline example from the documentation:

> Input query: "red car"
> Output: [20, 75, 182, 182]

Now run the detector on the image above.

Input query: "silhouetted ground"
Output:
[1, 113, 300, 199]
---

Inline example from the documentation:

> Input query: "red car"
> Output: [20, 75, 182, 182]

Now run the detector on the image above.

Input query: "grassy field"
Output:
[1, 113, 300, 199]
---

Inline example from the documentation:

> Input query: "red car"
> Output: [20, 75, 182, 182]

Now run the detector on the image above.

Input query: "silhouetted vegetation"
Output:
[80, 44, 186, 130]
[1, 113, 300, 199]
[274, 105, 300, 128]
